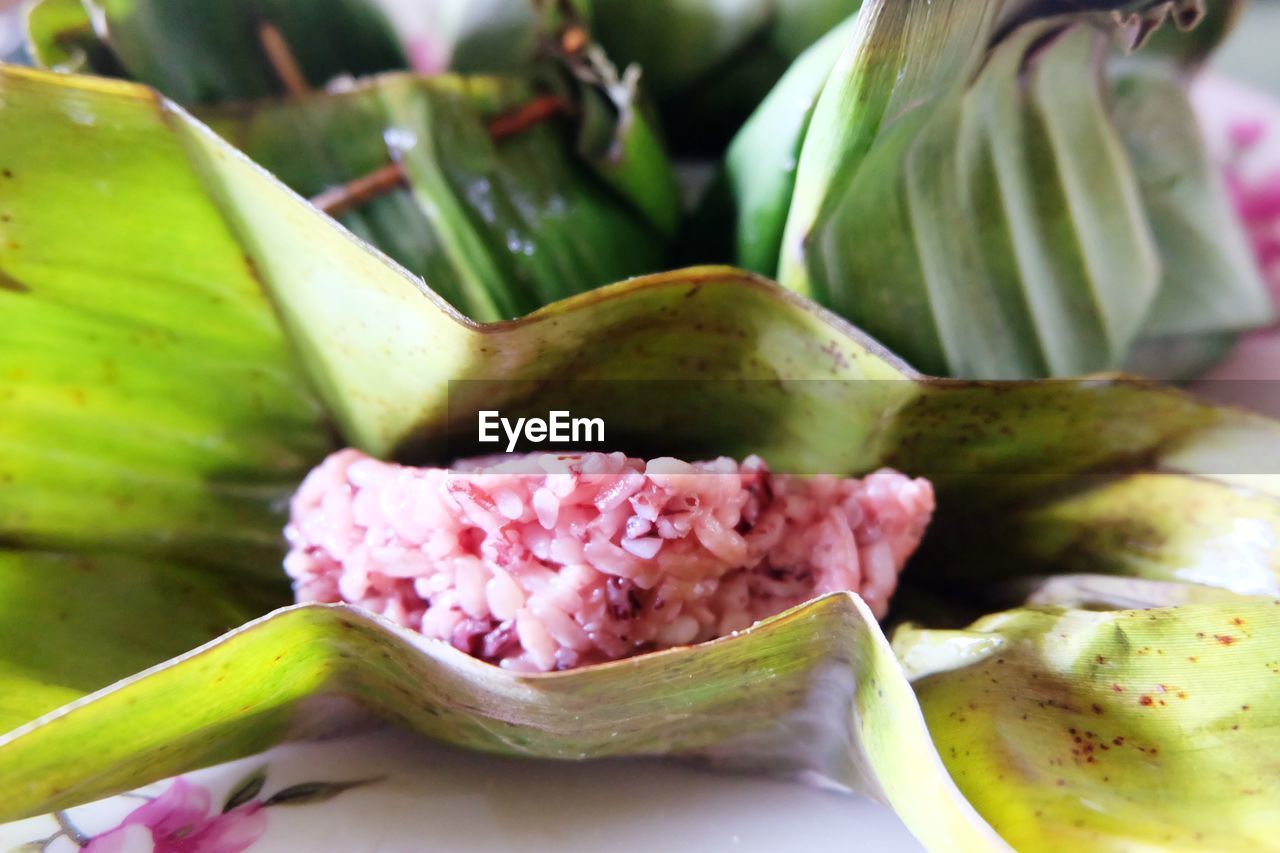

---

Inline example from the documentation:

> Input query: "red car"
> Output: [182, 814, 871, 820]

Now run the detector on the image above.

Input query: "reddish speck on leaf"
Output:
[1216, 635, 1238, 646]
[1140, 696, 1155, 706]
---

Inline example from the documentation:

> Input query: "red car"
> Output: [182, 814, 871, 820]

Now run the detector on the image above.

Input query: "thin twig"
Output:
[311, 93, 573, 217]
[310, 162, 408, 217]
[488, 95, 571, 142]
[257, 21, 310, 96]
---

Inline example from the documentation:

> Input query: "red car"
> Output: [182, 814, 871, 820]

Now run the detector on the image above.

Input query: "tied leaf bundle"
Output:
[3, 62, 1280, 850]
[25, 0, 681, 321]
[725, 0, 1272, 378]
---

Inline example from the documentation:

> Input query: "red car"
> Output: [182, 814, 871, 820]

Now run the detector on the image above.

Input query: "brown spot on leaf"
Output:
[1140, 695, 1154, 706]
[1216, 634, 1238, 646]
[0, 269, 29, 293]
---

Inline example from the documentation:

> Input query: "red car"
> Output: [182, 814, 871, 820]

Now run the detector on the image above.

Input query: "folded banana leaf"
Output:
[203, 72, 677, 321]
[4, 64, 1280, 849]
[726, 0, 1271, 379]
[895, 598, 1280, 850]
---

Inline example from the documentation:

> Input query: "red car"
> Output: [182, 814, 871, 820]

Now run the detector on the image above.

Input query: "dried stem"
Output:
[488, 95, 571, 142]
[310, 162, 408, 217]
[257, 21, 310, 96]
[311, 93, 573, 218]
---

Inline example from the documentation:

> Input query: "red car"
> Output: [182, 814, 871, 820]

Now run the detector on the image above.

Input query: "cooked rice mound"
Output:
[285, 450, 935, 672]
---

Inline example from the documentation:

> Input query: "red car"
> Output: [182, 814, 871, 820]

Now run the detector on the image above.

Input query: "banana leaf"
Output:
[895, 598, 1280, 850]
[4, 63, 1280, 849]
[729, 0, 1271, 379]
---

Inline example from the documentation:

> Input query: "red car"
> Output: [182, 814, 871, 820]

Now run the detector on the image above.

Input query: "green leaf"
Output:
[735, 1, 1271, 378]
[920, 473, 1280, 594]
[897, 600, 1280, 849]
[777, 0, 1002, 300]
[0, 72, 329, 570]
[0, 551, 283, 732]
[23, 0, 99, 72]
[724, 15, 857, 275]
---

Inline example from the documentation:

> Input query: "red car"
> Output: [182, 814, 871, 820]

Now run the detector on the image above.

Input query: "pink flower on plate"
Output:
[83, 778, 267, 853]
[1190, 73, 1280, 398]
[1194, 72, 1280, 299]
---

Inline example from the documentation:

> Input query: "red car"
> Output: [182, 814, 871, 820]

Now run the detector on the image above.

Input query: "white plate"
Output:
[0, 727, 922, 852]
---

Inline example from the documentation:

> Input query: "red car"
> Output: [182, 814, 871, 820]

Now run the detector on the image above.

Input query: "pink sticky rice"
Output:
[285, 451, 934, 672]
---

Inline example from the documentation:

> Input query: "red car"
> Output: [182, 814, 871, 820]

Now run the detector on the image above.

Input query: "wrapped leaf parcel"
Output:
[24, 0, 863, 149]
[25, 0, 683, 320]
[204, 72, 680, 320]
[725, 0, 1271, 378]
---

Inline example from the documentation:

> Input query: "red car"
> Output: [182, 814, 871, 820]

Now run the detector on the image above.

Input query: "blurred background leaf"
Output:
[725, 0, 1272, 379]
